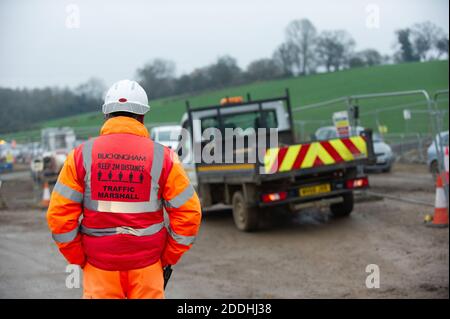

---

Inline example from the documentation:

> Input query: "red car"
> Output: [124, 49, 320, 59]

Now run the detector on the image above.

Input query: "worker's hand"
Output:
[79, 258, 87, 270]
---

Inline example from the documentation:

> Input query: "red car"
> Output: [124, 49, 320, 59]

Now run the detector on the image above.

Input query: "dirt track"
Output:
[0, 164, 448, 299]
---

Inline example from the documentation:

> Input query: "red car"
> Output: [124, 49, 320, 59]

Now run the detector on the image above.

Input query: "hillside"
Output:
[4, 60, 449, 141]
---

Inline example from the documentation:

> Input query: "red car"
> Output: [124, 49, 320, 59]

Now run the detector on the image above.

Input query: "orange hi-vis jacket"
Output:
[47, 116, 202, 271]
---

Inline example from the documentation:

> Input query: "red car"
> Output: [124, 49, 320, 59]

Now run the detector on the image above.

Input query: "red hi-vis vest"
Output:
[73, 133, 171, 271]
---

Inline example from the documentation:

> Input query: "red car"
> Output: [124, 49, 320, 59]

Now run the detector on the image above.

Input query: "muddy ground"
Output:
[0, 164, 448, 299]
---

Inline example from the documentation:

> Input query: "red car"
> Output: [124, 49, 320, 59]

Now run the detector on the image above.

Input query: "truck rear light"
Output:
[262, 191, 287, 203]
[346, 177, 369, 189]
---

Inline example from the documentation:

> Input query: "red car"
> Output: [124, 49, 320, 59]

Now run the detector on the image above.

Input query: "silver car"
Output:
[427, 131, 449, 179]
[315, 126, 395, 172]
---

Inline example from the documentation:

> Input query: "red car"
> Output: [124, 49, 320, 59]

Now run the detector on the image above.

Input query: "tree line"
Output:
[137, 19, 448, 96]
[0, 19, 448, 135]
[0, 79, 103, 134]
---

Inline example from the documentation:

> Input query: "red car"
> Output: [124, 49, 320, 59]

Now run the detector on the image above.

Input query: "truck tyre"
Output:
[382, 165, 392, 173]
[232, 191, 258, 232]
[330, 192, 354, 218]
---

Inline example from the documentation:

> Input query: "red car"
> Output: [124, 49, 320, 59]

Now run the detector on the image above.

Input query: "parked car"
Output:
[315, 126, 395, 172]
[427, 131, 449, 179]
[150, 125, 182, 150]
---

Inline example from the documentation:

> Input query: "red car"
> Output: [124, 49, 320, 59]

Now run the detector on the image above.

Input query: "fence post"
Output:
[417, 133, 424, 163]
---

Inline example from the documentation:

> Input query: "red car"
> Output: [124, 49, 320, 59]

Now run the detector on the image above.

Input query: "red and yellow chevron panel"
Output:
[264, 136, 368, 174]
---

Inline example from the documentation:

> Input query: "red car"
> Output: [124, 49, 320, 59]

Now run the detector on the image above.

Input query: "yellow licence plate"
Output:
[299, 183, 331, 197]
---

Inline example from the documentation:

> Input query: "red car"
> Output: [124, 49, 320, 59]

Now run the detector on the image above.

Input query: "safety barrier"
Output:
[293, 89, 449, 206]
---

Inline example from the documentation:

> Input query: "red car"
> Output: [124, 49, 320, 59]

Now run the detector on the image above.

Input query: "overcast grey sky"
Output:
[0, 0, 448, 89]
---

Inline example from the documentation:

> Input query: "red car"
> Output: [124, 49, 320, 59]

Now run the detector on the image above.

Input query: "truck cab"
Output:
[179, 96, 293, 187]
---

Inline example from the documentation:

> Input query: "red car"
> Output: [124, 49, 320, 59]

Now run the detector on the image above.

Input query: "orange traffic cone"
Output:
[426, 174, 448, 228]
[40, 182, 51, 208]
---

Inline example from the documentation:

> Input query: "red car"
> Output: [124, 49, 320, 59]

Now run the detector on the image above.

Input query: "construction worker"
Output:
[46, 79, 202, 299]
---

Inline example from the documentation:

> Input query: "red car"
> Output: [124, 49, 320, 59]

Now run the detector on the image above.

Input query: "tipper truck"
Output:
[178, 91, 376, 231]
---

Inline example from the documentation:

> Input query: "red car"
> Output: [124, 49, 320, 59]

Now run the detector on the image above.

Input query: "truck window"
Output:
[222, 110, 278, 130]
[200, 110, 278, 133]
[201, 117, 220, 132]
[54, 135, 67, 149]
[157, 131, 172, 142]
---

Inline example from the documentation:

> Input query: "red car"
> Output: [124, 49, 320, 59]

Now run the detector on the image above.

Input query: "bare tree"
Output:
[173, 56, 243, 94]
[436, 37, 449, 59]
[411, 21, 446, 61]
[316, 30, 355, 72]
[246, 58, 284, 81]
[136, 59, 176, 98]
[285, 19, 318, 75]
[349, 49, 383, 69]
[75, 77, 106, 100]
[272, 42, 298, 76]
[360, 49, 383, 66]
[394, 28, 420, 63]
[208, 55, 242, 88]
[348, 55, 365, 69]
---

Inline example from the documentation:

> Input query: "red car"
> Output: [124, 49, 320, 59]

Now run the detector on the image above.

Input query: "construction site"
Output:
[1, 89, 448, 299]
[0, 0, 449, 300]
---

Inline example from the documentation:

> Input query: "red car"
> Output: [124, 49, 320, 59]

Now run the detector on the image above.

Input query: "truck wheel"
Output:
[330, 192, 354, 218]
[232, 191, 258, 232]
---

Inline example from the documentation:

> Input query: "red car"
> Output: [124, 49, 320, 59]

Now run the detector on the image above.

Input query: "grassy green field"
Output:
[4, 60, 449, 142]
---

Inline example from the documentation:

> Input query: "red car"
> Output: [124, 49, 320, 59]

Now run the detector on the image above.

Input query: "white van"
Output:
[150, 125, 182, 150]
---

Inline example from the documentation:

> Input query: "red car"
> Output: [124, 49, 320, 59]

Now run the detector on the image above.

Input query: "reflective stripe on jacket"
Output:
[46, 116, 202, 271]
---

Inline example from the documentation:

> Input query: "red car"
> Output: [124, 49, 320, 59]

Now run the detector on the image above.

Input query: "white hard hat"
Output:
[102, 80, 149, 115]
